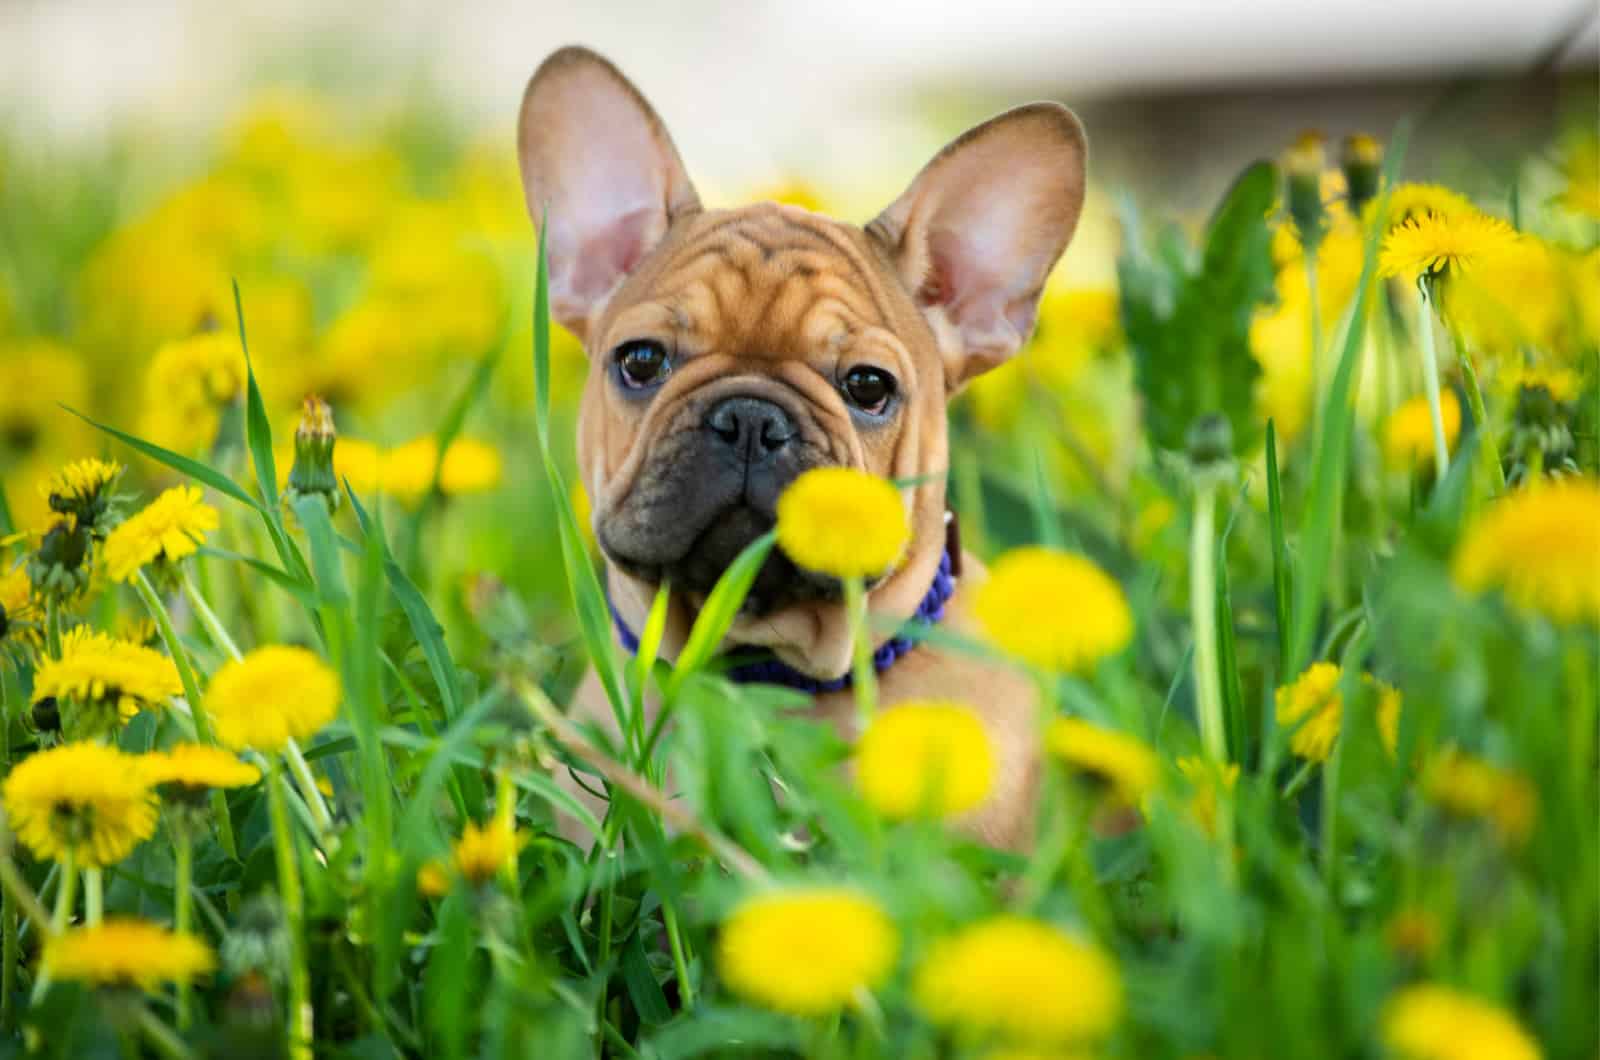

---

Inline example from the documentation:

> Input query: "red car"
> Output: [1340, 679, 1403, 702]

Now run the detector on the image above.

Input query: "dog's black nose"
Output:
[706, 396, 796, 461]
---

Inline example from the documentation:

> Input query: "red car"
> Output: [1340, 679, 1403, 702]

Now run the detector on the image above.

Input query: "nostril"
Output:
[708, 406, 742, 445]
[759, 420, 794, 451]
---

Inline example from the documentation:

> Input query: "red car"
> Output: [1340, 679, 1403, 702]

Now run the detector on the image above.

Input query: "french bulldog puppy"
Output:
[516, 46, 1087, 848]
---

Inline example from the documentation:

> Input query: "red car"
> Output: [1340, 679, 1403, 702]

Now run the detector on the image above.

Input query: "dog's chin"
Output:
[603, 504, 840, 618]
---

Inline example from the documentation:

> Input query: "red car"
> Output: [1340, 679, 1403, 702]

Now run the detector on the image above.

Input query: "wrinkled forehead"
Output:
[593, 203, 909, 361]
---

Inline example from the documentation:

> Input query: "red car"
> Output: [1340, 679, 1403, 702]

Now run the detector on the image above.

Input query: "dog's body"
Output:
[518, 46, 1086, 848]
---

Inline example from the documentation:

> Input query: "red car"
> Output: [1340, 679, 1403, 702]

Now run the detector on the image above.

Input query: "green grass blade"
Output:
[66, 406, 259, 509]
[1288, 118, 1410, 671]
[1216, 487, 1248, 763]
[1265, 419, 1292, 669]
[233, 280, 279, 510]
[664, 531, 776, 701]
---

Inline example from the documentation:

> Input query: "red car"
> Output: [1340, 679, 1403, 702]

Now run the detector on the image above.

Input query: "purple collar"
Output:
[608, 515, 962, 694]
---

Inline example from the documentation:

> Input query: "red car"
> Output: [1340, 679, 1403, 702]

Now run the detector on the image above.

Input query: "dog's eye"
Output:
[614, 340, 671, 390]
[842, 366, 896, 415]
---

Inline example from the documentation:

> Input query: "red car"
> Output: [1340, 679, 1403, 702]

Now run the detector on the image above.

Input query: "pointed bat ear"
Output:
[517, 46, 701, 343]
[868, 103, 1087, 390]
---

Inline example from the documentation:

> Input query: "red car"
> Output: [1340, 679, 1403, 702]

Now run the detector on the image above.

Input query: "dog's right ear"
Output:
[517, 46, 700, 342]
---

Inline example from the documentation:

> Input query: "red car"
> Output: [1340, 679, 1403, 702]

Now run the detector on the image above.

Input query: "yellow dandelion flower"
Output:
[137, 331, 247, 456]
[416, 859, 451, 898]
[39, 458, 123, 526]
[1422, 749, 1537, 846]
[754, 180, 829, 213]
[32, 627, 182, 734]
[43, 918, 215, 991]
[1367, 183, 1479, 231]
[718, 887, 897, 1015]
[381, 437, 504, 505]
[854, 701, 995, 819]
[913, 916, 1122, 1044]
[975, 547, 1133, 673]
[1275, 663, 1401, 763]
[0, 564, 42, 650]
[102, 485, 220, 584]
[206, 645, 341, 753]
[1385, 391, 1462, 470]
[1175, 755, 1240, 837]
[1381, 984, 1540, 1060]
[1045, 718, 1159, 806]
[1497, 363, 1581, 404]
[1378, 210, 1521, 283]
[141, 744, 262, 792]
[450, 818, 526, 886]
[1553, 136, 1600, 220]
[1452, 479, 1600, 624]
[3, 742, 158, 866]
[775, 468, 909, 580]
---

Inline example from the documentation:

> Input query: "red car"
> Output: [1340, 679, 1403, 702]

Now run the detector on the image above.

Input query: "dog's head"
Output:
[517, 46, 1086, 677]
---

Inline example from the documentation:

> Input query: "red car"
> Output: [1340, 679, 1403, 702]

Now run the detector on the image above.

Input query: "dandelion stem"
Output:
[1415, 279, 1452, 480]
[180, 568, 243, 662]
[133, 572, 239, 866]
[1444, 318, 1507, 495]
[663, 898, 695, 1011]
[1190, 478, 1227, 762]
[267, 758, 314, 1060]
[283, 738, 335, 840]
[30, 849, 76, 1004]
[514, 679, 770, 882]
[83, 868, 102, 926]
[1321, 733, 1344, 892]
[173, 829, 194, 1030]
[1306, 249, 1324, 441]
[137, 1005, 196, 1060]
[844, 577, 876, 725]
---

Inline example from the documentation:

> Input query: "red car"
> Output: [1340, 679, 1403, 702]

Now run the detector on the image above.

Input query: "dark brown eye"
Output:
[615, 340, 670, 390]
[842, 366, 896, 414]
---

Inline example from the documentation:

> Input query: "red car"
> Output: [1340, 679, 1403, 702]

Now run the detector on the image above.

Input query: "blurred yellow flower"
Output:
[0, 341, 91, 469]
[1045, 718, 1159, 805]
[752, 179, 829, 212]
[1275, 662, 1401, 762]
[77, 229, 231, 357]
[1553, 136, 1600, 220]
[913, 916, 1121, 1043]
[1384, 391, 1461, 470]
[32, 627, 183, 734]
[1367, 182, 1478, 230]
[854, 700, 994, 819]
[975, 547, 1132, 673]
[718, 887, 897, 1015]
[1385, 908, 1440, 959]
[1452, 478, 1600, 623]
[383, 437, 505, 504]
[1496, 363, 1580, 404]
[1381, 984, 1540, 1060]
[207, 645, 341, 753]
[43, 919, 215, 992]
[775, 468, 909, 579]
[965, 285, 1120, 433]
[456, 818, 525, 884]
[1175, 755, 1240, 837]
[141, 744, 262, 793]
[1379, 211, 1520, 283]
[102, 485, 220, 584]
[1422, 748, 1537, 846]
[40, 457, 122, 513]
[0, 564, 41, 650]
[416, 860, 451, 898]
[137, 331, 247, 455]
[3, 741, 158, 866]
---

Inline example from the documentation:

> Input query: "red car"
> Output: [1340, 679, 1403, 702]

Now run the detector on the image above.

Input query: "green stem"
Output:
[1444, 318, 1507, 495]
[267, 759, 313, 1060]
[1306, 250, 1323, 441]
[284, 738, 335, 840]
[137, 1006, 196, 1060]
[1190, 478, 1226, 763]
[181, 569, 242, 662]
[1015, 773, 1091, 911]
[844, 577, 876, 725]
[31, 850, 77, 1004]
[174, 829, 194, 1030]
[83, 868, 102, 926]
[663, 898, 694, 1011]
[133, 573, 239, 865]
[1416, 280, 1452, 479]
[1321, 734, 1344, 892]
[0, 864, 12, 1032]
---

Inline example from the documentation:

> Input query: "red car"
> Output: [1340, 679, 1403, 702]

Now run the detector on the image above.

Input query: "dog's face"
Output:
[517, 47, 1086, 642]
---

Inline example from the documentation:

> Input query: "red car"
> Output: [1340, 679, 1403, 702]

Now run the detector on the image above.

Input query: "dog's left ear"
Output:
[868, 103, 1087, 390]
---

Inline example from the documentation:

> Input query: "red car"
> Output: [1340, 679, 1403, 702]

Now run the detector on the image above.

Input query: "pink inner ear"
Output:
[565, 206, 659, 308]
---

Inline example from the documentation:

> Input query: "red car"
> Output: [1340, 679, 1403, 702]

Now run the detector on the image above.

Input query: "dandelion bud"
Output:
[1284, 131, 1327, 251]
[1341, 134, 1383, 214]
[1506, 382, 1576, 484]
[28, 517, 92, 601]
[222, 894, 292, 982]
[29, 696, 59, 735]
[286, 395, 340, 512]
[1186, 412, 1234, 471]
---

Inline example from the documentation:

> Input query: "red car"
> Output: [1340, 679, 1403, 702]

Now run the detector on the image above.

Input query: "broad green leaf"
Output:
[664, 531, 776, 702]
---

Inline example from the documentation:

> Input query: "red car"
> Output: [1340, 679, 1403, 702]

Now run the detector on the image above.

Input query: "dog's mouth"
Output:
[602, 503, 840, 618]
